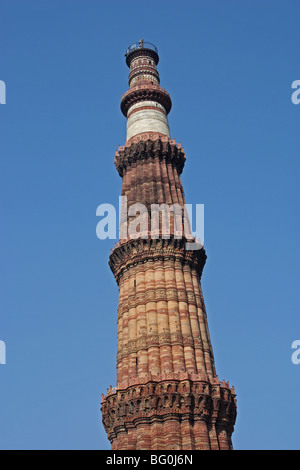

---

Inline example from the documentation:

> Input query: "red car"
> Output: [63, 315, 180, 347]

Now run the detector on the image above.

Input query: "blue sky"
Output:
[0, 0, 299, 450]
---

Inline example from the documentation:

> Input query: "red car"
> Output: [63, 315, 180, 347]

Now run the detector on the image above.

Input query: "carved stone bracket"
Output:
[120, 84, 172, 117]
[101, 375, 237, 444]
[114, 136, 186, 177]
[109, 238, 207, 284]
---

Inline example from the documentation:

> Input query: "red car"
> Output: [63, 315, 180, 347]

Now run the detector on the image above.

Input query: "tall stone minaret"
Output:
[101, 41, 237, 450]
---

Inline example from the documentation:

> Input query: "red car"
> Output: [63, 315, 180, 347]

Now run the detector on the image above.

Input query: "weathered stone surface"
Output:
[101, 43, 237, 450]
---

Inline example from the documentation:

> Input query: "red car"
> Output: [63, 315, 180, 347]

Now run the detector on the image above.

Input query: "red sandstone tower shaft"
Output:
[101, 42, 237, 450]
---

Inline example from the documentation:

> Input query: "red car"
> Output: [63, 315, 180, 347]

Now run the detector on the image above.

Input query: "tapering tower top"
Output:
[121, 40, 172, 142]
[125, 40, 159, 68]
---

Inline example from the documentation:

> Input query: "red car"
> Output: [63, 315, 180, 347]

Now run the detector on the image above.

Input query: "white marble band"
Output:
[126, 101, 170, 140]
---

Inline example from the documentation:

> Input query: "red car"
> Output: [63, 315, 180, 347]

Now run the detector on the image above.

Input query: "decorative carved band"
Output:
[120, 84, 172, 117]
[109, 238, 207, 284]
[117, 332, 212, 364]
[101, 376, 237, 444]
[129, 67, 160, 87]
[115, 136, 186, 177]
[117, 287, 200, 315]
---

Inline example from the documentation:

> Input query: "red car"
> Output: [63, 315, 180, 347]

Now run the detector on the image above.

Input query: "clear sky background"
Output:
[0, 0, 299, 450]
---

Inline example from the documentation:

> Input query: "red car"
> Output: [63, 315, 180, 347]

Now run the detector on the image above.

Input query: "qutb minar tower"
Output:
[101, 41, 237, 450]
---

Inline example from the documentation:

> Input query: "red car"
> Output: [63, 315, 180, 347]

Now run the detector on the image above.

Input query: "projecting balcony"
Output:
[125, 41, 159, 66]
[125, 41, 158, 56]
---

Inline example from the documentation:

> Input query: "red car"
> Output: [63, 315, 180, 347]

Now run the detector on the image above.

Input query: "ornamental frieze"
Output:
[144, 289, 156, 300]
[155, 288, 167, 301]
[114, 137, 186, 177]
[165, 288, 179, 301]
[120, 84, 172, 117]
[117, 332, 206, 362]
[185, 291, 197, 304]
[109, 238, 206, 284]
[118, 288, 201, 318]
[101, 377, 236, 442]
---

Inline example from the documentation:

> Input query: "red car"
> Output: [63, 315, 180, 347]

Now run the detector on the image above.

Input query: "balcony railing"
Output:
[125, 41, 158, 57]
